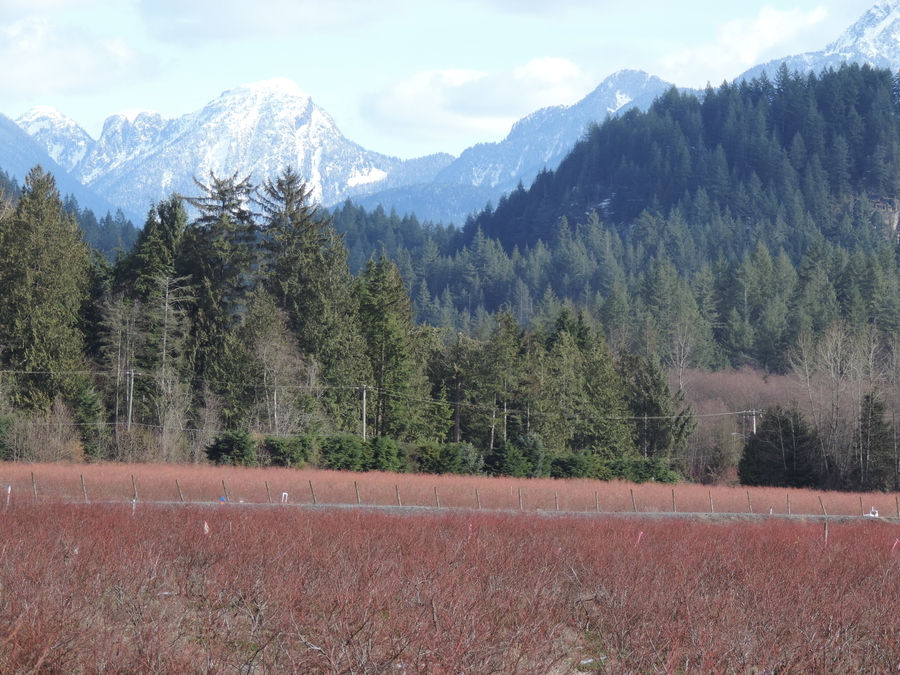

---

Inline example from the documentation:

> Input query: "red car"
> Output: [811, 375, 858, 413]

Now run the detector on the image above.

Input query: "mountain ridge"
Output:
[10, 1, 900, 226]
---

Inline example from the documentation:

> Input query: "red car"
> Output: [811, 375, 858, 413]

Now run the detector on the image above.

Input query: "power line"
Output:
[0, 370, 761, 425]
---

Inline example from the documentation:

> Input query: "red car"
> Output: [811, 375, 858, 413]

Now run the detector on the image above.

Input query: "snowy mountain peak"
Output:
[433, 69, 673, 195]
[17, 105, 72, 132]
[826, 0, 900, 57]
[741, 1, 900, 91]
[108, 109, 159, 125]
[15, 106, 93, 172]
[220, 78, 312, 105]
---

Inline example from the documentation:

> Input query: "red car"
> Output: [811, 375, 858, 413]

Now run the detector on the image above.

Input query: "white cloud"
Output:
[0, 17, 154, 98]
[137, 0, 408, 42]
[658, 5, 830, 87]
[0, 0, 102, 22]
[476, 0, 639, 15]
[361, 58, 592, 144]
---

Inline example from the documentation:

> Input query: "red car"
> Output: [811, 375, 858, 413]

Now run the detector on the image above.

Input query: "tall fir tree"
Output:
[357, 255, 443, 440]
[180, 172, 258, 407]
[257, 166, 371, 431]
[0, 166, 92, 411]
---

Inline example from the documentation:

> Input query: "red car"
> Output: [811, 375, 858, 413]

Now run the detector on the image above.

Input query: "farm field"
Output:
[2, 462, 900, 518]
[2, 465, 900, 673]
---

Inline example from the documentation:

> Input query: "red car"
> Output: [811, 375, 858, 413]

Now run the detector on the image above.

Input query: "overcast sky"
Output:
[0, 0, 878, 159]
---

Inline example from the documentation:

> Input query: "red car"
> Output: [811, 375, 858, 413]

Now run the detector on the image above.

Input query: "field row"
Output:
[2, 462, 900, 518]
[2, 501, 900, 673]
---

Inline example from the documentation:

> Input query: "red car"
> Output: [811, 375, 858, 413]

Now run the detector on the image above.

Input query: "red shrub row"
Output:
[1, 502, 900, 673]
[1, 462, 899, 518]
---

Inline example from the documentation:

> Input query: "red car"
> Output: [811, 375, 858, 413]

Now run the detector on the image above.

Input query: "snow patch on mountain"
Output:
[347, 168, 388, 187]
[612, 92, 633, 112]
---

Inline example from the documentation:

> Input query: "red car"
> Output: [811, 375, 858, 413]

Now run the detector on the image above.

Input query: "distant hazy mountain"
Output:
[741, 0, 900, 80]
[0, 111, 125, 218]
[352, 70, 674, 223]
[436, 70, 673, 192]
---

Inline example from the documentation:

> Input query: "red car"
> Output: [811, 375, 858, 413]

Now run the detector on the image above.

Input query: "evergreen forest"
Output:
[4, 62, 900, 491]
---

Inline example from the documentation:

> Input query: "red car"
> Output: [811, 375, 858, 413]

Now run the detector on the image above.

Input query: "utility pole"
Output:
[360, 386, 367, 440]
[126, 369, 135, 431]
[273, 387, 278, 435]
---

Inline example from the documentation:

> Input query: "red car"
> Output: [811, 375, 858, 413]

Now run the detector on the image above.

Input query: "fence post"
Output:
[309, 480, 317, 505]
[476, 488, 481, 509]
[132, 475, 138, 502]
[434, 486, 440, 508]
[746, 491, 752, 514]
[672, 489, 677, 514]
[709, 490, 714, 514]
[81, 475, 88, 503]
[221, 480, 229, 503]
[631, 489, 637, 513]
[31, 472, 37, 499]
[265, 481, 272, 504]
[354, 480, 361, 505]
[396, 485, 402, 507]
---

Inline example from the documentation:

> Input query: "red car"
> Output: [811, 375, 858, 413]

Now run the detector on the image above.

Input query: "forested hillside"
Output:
[332, 64, 900, 373]
[4, 63, 900, 492]
[326, 64, 900, 490]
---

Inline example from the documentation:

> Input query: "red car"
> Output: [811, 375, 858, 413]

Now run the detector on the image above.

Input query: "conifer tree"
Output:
[357, 255, 441, 440]
[180, 172, 257, 394]
[738, 403, 819, 488]
[0, 166, 92, 410]
[119, 194, 189, 299]
[618, 352, 694, 464]
[256, 166, 371, 430]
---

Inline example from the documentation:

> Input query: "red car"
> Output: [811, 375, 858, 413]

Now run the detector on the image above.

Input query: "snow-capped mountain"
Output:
[12, 1, 900, 227]
[17, 79, 453, 218]
[15, 106, 94, 174]
[0, 112, 124, 218]
[741, 0, 900, 80]
[17, 71, 669, 225]
[435, 70, 672, 193]
[352, 70, 673, 223]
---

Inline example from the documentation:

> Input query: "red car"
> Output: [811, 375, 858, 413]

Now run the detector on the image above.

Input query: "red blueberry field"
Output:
[2, 463, 900, 673]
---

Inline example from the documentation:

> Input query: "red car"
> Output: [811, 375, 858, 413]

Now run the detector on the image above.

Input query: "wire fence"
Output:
[3, 466, 899, 520]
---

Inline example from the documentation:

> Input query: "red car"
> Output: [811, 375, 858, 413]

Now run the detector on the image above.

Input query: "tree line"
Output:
[0, 165, 692, 482]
